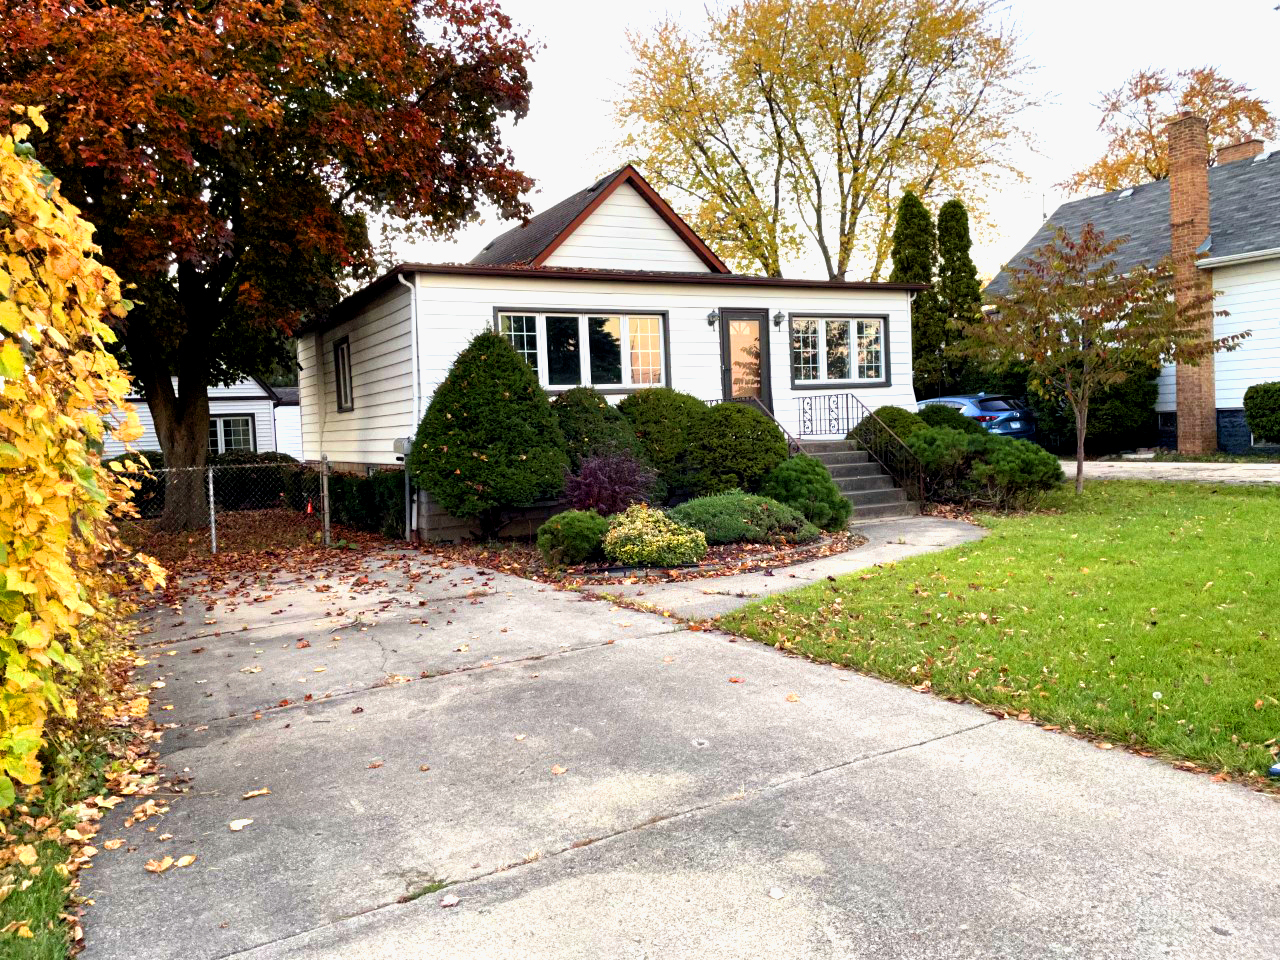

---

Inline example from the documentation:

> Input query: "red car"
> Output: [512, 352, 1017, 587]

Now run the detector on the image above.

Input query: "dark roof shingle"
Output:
[986, 154, 1280, 297]
[471, 169, 626, 266]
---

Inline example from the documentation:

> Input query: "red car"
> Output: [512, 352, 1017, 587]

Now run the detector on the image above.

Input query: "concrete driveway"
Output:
[82, 521, 1280, 960]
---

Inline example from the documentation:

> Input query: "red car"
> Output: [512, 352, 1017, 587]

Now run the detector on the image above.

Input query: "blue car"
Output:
[918, 394, 1037, 440]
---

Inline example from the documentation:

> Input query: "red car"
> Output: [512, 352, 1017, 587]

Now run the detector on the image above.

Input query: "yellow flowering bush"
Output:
[602, 504, 707, 568]
[0, 107, 162, 808]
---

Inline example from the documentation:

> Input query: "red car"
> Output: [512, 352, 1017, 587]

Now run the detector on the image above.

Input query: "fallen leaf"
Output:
[240, 665, 262, 674]
[419, 765, 431, 772]
[785, 693, 800, 703]
[145, 856, 174, 873]
[15, 845, 37, 867]
[662, 656, 675, 664]
[550, 764, 567, 776]
[296, 639, 311, 649]
[368, 761, 384, 769]
[242, 788, 271, 800]
[313, 667, 327, 673]
[453, 644, 469, 653]
[728, 677, 744, 684]
[440, 893, 460, 908]
[102, 839, 125, 851]
[228, 820, 253, 832]
[175, 855, 197, 868]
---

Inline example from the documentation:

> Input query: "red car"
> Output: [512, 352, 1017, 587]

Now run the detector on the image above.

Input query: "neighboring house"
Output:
[104, 377, 296, 459]
[297, 165, 922, 483]
[272, 386, 303, 459]
[988, 114, 1280, 453]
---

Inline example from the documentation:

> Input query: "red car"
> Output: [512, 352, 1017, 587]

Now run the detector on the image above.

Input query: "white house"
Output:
[104, 377, 303, 459]
[987, 114, 1280, 453]
[296, 166, 922, 533]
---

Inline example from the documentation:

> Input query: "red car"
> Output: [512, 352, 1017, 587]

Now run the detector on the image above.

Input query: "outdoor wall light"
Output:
[706, 309, 720, 328]
[772, 310, 785, 329]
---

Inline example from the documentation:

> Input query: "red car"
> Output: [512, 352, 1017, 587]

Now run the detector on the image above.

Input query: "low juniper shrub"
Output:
[917, 404, 986, 436]
[669, 491, 820, 545]
[907, 426, 1063, 509]
[847, 405, 926, 452]
[563, 450, 658, 516]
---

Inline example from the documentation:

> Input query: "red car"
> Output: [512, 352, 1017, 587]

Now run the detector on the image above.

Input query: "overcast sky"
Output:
[404, 0, 1280, 279]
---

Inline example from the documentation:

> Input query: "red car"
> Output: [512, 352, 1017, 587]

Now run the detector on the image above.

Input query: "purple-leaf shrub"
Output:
[564, 451, 658, 516]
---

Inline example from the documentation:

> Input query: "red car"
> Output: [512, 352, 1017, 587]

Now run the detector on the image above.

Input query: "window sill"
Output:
[545, 385, 665, 395]
[790, 379, 890, 391]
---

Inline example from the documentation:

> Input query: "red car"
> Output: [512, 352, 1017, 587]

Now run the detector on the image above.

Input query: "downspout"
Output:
[396, 271, 421, 542]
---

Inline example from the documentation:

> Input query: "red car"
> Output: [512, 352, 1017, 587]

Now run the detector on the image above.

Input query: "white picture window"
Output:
[497, 312, 665, 389]
[333, 336, 354, 411]
[790, 316, 885, 384]
[208, 415, 256, 454]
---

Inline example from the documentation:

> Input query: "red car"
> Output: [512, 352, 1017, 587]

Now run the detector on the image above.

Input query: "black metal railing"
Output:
[797, 394, 925, 503]
[706, 395, 803, 454]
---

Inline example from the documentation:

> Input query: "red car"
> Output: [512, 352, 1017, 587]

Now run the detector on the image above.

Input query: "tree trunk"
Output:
[147, 375, 211, 532]
[1073, 401, 1088, 495]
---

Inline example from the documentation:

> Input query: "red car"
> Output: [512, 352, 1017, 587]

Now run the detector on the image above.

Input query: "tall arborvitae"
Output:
[936, 199, 983, 392]
[889, 191, 943, 399]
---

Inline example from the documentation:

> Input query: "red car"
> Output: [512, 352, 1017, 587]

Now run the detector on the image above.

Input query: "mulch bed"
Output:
[424, 530, 867, 586]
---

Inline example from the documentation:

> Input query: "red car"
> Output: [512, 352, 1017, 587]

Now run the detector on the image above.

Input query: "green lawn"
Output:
[722, 481, 1280, 779]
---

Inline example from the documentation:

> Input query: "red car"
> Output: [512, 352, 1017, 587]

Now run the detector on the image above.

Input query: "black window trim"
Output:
[333, 336, 354, 412]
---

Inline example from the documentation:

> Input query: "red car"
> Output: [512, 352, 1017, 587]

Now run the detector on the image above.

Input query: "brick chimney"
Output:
[1217, 138, 1265, 165]
[1167, 112, 1217, 454]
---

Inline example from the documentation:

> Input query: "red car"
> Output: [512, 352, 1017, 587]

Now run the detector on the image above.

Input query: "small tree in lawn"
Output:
[408, 332, 568, 537]
[974, 223, 1246, 493]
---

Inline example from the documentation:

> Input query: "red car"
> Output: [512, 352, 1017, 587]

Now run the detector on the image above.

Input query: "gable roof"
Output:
[986, 152, 1280, 297]
[471, 165, 730, 273]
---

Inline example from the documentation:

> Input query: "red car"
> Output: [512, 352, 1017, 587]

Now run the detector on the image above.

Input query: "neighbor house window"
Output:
[208, 415, 256, 454]
[333, 336, 354, 411]
[790, 316, 885, 384]
[497, 312, 665, 389]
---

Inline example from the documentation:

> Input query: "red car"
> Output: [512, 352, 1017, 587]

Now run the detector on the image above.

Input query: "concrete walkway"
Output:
[1064, 458, 1280, 485]
[594, 515, 986, 618]
[80, 526, 1280, 960]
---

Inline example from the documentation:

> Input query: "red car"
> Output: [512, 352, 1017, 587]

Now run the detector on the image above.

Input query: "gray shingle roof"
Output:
[985, 153, 1280, 297]
[470, 169, 626, 266]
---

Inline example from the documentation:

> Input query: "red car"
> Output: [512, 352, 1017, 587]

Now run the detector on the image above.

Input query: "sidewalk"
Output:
[1065, 458, 1280, 485]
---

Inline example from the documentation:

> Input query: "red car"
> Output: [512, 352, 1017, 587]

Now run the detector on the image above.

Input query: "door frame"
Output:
[718, 307, 773, 413]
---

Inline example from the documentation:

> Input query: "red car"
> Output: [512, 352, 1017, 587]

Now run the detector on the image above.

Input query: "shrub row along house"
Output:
[989, 113, 1280, 454]
[296, 166, 924, 537]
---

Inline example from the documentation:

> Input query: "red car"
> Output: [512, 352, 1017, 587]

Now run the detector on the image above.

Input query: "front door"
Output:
[719, 307, 772, 411]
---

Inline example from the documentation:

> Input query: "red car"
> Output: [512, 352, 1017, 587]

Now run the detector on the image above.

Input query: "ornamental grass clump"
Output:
[602, 504, 707, 568]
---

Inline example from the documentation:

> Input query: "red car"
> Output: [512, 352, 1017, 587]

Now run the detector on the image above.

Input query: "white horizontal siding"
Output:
[1159, 258, 1280, 412]
[103, 378, 277, 457]
[274, 406, 303, 459]
[542, 184, 712, 273]
[298, 284, 415, 465]
[416, 273, 916, 441]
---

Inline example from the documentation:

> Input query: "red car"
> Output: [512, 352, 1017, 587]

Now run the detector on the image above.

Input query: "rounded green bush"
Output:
[602, 504, 707, 568]
[408, 331, 569, 537]
[918, 404, 986, 435]
[1244, 382, 1280, 444]
[537, 509, 609, 567]
[551, 387, 646, 468]
[848, 405, 926, 451]
[686, 402, 789, 495]
[617, 388, 708, 497]
[759, 455, 852, 531]
[669, 491, 819, 545]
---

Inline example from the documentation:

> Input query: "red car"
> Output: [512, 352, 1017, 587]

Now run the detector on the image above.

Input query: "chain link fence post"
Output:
[320, 454, 331, 547]
[206, 465, 218, 554]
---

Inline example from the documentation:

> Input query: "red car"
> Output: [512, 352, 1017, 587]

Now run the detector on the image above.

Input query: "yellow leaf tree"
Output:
[0, 106, 162, 809]
[1061, 67, 1277, 195]
[614, 0, 1037, 279]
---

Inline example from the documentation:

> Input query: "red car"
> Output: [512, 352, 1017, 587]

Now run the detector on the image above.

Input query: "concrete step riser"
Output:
[842, 488, 908, 507]
[807, 451, 871, 466]
[853, 501, 920, 520]
[834, 475, 896, 493]
[828, 463, 886, 480]
[798, 441, 851, 455]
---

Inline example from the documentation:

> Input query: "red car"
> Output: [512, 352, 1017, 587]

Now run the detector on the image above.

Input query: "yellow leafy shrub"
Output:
[0, 106, 162, 808]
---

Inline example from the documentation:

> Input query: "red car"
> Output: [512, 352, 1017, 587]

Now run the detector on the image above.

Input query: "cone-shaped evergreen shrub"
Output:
[408, 331, 568, 537]
[1244, 382, 1280, 444]
[551, 387, 646, 468]
[617, 387, 708, 498]
[686, 402, 789, 495]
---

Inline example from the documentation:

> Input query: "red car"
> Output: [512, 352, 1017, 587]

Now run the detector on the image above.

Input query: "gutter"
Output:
[395, 271, 421, 542]
[1197, 246, 1280, 269]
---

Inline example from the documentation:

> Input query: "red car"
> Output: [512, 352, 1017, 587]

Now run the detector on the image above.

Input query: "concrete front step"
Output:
[827, 461, 887, 480]
[805, 450, 870, 467]
[798, 440, 852, 456]
[798, 438, 918, 519]
[843, 486, 908, 507]
[834, 474, 897, 493]
[855, 499, 921, 520]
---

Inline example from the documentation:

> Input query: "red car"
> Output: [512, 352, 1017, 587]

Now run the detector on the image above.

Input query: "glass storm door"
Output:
[719, 308, 771, 410]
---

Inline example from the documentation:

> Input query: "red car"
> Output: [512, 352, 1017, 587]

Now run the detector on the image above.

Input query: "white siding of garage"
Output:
[273, 405, 303, 459]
